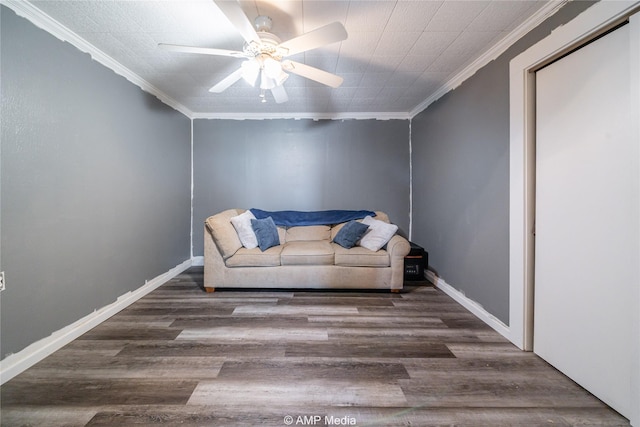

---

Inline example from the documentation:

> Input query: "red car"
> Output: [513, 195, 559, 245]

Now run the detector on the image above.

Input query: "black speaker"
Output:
[404, 242, 427, 281]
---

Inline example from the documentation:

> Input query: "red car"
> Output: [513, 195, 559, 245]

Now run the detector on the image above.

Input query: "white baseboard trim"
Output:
[0, 259, 192, 385]
[425, 271, 511, 341]
[191, 256, 204, 266]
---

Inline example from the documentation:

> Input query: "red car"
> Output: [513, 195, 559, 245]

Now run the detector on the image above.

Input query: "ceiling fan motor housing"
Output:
[243, 31, 285, 60]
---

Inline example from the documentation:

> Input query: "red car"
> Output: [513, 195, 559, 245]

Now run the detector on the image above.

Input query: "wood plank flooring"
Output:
[1, 267, 630, 426]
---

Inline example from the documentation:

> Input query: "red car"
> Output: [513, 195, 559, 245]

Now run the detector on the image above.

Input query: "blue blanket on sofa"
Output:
[250, 209, 376, 227]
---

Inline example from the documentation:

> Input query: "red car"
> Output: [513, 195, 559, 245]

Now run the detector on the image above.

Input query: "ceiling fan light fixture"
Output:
[263, 56, 289, 86]
[263, 56, 282, 79]
[260, 72, 277, 90]
[241, 59, 260, 86]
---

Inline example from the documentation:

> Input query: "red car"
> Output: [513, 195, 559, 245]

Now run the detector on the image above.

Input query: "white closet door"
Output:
[535, 21, 638, 419]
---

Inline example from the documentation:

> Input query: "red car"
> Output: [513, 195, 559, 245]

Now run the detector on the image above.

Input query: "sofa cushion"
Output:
[281, 241, 334, 265]
[205, 209, 243, 260]
[333, 220, 370, 249]
[225, 246, 282, 267]
[330, 221, 347, 241]
[286, 225, 331, 242]
[251, 217, 280, 251]
[277, 226, 287, 244]
[333, 244, 390, 267]
[230, 210, 258, 249]
[359, 216, 398, 252]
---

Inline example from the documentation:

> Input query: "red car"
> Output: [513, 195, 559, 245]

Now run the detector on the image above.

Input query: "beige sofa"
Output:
[204, 209, 411, 292]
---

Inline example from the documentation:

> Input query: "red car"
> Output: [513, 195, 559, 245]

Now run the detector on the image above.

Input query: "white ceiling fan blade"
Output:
[278, 22, 347, 57]
[283, 60, 344, 88]
[214, 0, 260, 45]
[271, 84, 289, 104]
[159, 43, 246, 58]
[209, 67, 244, 93]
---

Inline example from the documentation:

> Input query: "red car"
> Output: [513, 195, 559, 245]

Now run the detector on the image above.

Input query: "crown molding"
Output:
[191, 111, 411, 121]
[409, 0, 569, 118]
[1, 0, 194, 118]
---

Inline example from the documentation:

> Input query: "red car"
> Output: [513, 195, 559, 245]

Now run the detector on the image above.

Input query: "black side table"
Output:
[404, 242, 428, 281]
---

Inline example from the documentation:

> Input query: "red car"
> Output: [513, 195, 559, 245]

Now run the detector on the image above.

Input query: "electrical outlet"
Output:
[0, 271, 5, 292]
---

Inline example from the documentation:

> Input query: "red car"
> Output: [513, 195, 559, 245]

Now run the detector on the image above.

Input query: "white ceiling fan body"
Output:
[159, 1, 348, 104]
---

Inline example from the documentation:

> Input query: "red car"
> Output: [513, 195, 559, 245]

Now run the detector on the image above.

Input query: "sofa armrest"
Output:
[204, 224, 229, 291]
[387, 235, 411, 290]
[386, 235, 411, 259]
[205, 209, 243, 260]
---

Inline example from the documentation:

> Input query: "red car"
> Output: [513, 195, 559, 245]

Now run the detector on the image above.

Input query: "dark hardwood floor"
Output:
[1, 267, 630, 426]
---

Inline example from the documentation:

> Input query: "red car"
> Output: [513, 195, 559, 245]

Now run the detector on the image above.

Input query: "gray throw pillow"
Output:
[333, 220, 370, 249]
[250, 217, 280, 251]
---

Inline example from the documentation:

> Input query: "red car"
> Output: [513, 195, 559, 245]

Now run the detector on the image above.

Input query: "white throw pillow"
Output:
[230, 210, 258, 249]
[358, 215, 398, 251]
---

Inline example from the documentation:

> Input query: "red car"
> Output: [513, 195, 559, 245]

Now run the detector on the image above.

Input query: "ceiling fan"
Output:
[159, 0, 348, 104]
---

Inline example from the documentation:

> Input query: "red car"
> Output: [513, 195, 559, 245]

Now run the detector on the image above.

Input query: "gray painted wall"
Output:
[410, 1, 596, 324]
[192, 119, 410, 256]
[0, 7, 191, 358]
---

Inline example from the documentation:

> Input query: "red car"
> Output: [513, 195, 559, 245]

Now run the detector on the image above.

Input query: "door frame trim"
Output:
[508, 0, 640, 351]
[508, 2, 640, 423]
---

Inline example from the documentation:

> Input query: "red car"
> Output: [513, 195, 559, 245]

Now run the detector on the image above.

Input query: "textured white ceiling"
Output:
[19, 0, 554, 118]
